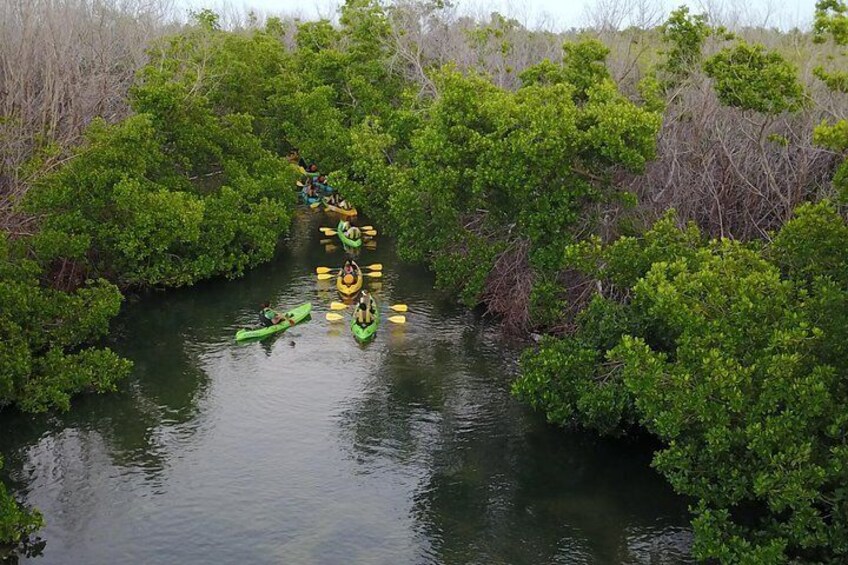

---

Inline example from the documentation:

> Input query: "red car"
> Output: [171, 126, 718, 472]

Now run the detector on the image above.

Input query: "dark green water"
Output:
[1, 212, 693, 564]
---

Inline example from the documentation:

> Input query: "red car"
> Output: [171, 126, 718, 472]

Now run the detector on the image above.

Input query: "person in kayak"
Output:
[260, 302, 295, 327]
[341, 260, 359, 286]
[355, 291, 376, 327]
[316, 175, 328, 189]
[346, 226, 361, 240]
[303, 178, 319, 200]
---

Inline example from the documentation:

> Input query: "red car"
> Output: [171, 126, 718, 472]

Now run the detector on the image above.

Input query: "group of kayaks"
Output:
[298, 167, 358, 216]
[234, 161, 382, 344]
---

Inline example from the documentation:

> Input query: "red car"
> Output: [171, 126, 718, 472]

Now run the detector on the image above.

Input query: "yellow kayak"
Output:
[323, 198, 357, 217]
[336, 267, 363, 295]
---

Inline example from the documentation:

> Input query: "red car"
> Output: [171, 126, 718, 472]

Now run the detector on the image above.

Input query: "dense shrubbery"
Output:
[515, 202, 848, 562]
[0, 234, 129, 413]
[3, 0, 848, 560]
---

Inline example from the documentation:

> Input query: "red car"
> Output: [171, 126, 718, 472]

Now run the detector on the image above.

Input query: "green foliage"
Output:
[636, 74, 667, 113]
[560, 39, 612, 101]
[813, 120, 848, 201]
[0, 234, 131, 413]
[813, 65, 848, 93]
[359, 61, 660, 312]
[703, 42, 806, 114]
[814, 0, 848, 44]
[0, 457, 43, 552]
[515, 296, 640, 434]
[771, 200, 848, 284]
[516, 204, 848, 563]
[658, 6, 711, 87]
[26, 18, 298, 288]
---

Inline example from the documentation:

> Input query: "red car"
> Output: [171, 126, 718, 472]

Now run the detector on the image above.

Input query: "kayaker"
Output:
[304, 180, 318, 199]
[355, 291, 375, 327]
[341, 260, 358, 285]
[328, 193, 344, 207]
[345, 226, 362, 241]
[260, 302, 295, 327]
[340, 220, 351, 232]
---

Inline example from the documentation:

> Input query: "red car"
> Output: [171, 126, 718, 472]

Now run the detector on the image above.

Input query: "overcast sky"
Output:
[178, 0, 818, 30]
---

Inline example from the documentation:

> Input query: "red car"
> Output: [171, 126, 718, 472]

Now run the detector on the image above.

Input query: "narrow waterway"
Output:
[1, 211, 693, 564]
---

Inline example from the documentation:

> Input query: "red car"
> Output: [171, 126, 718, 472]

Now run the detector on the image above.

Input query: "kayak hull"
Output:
[235, 302, 312, 341]
[337, 221, 363, 248]
[350, 302, 379, 343]
[323, 198, 357, 217]
[336, 270, 363, 296]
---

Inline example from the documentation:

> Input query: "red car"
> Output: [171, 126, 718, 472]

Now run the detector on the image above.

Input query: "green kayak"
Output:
[235, 302, 312, 341]
[350, 301, 379, 343]
[337, 221, 363, 249]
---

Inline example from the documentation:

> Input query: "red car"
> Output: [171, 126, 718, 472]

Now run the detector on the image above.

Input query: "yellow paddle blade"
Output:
[326, 313, 344, 322]
[310, 200, 321, 209]
[390, 304, 408, 312]
[388, 315, 406, 324]
[317, 273, 334, 280]
[364, 271, 383, 278]
[363, 263, 382, 270]
[360, 225, 374, 231]
[315, 267, 332, 274]
[296, 180, 305, 187]
[330, 302, 348, 310]
[363, 230, 377, 237]
[319, 227, 335, 235]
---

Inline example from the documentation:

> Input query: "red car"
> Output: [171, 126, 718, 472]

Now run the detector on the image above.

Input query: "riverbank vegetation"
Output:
[2, 0, 848, 561]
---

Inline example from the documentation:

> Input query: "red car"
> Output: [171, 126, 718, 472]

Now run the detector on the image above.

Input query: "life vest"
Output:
[259, 308, 275, 327]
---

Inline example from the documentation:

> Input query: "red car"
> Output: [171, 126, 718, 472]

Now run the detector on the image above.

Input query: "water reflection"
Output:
[338, 320, 694, 564]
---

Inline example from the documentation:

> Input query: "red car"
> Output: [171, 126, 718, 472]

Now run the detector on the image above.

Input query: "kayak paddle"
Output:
[326, 313, 344, 322]
[388, 315, 406, 324]
[390, 304, 407, 312]
[330, 302, 348, 310]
